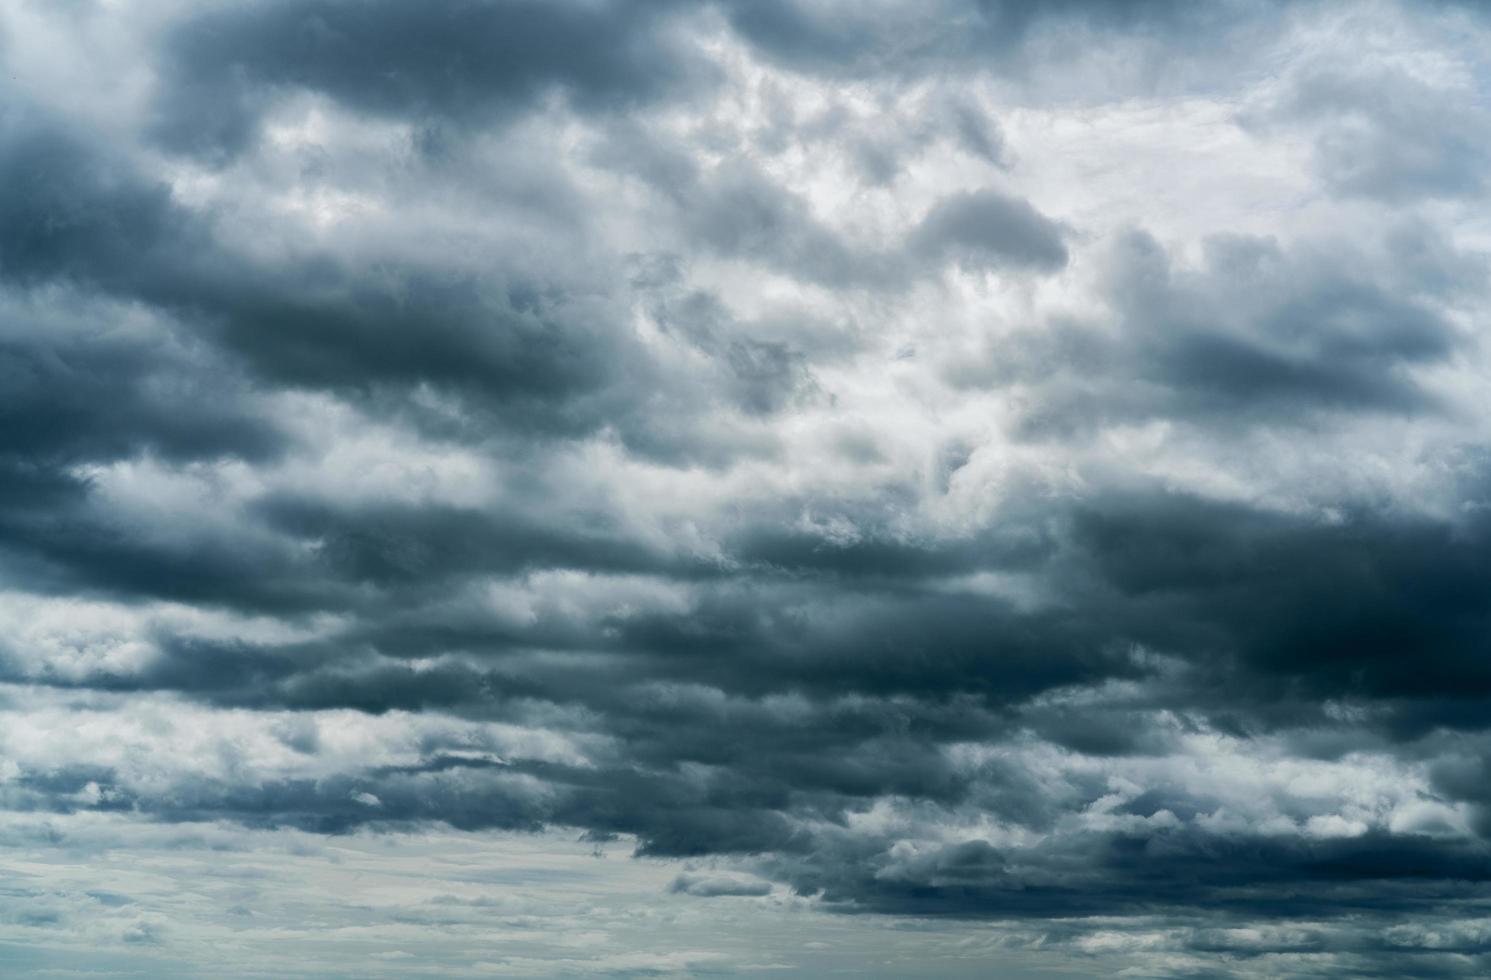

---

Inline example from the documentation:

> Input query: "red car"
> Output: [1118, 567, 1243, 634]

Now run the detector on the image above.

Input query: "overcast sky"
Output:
[3, 1, 1491, 977]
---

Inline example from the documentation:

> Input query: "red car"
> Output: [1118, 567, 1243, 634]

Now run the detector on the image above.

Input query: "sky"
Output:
[2, 0, 1491, 976]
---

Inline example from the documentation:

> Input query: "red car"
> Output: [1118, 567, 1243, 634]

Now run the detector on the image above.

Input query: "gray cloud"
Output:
[2, 1, 1491, 978]
[910, 188, 1069, 272]
[151, 0, 712, 162]
[1258, 65, 1491, 203]
[950, 226, 1470, 433]
[668, 873, 773, 897]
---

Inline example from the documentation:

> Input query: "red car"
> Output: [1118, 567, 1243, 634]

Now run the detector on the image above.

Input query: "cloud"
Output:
[2, 0, 1491, 977]
[668, 873, 773, 897]
[910, 188, 1069, 272]
[949, 225, 1471, 433]
[151, 0, 713, 162]
[1254, 62, 1491, 203]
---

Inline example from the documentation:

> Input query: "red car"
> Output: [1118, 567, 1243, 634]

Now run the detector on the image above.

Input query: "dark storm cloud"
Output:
[0, 116, 277, 470]
[71, 475, 1491, 737]
[1070, 491, 1491, 707]
[0, 292, 283, 476]
[19, 480, 1491, 931]
[1059, 487, 1491, 739]
[0, 120, 202, 291]
[1430, 744, 1491, 837]
[0, 471, 691, 615]
[1, 104, 927, 514]
[0, 502, 338, 615]
[719, 0, 1266, 76]
[152, 0, 709, 162]
[771, 824, 1491, 918]
[951, 227, 1472, 432]
[4, 2, 1491, 976]
[0, 113, 706, 459]
[15, 478, 1491, 869]
[12, 461, 1491, 795]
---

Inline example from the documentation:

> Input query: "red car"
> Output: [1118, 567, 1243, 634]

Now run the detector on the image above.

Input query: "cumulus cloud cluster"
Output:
[3, 1, 1491, 976]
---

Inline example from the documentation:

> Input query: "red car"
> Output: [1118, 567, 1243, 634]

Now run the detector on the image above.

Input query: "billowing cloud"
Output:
[2, 1, 1491, 977]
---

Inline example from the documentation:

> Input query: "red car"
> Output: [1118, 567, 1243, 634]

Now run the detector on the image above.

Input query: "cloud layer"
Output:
[3, 1, 1491, 976]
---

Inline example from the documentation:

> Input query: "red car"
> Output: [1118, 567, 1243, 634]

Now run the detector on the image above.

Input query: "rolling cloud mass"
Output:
[3, 1, 1491, 976]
